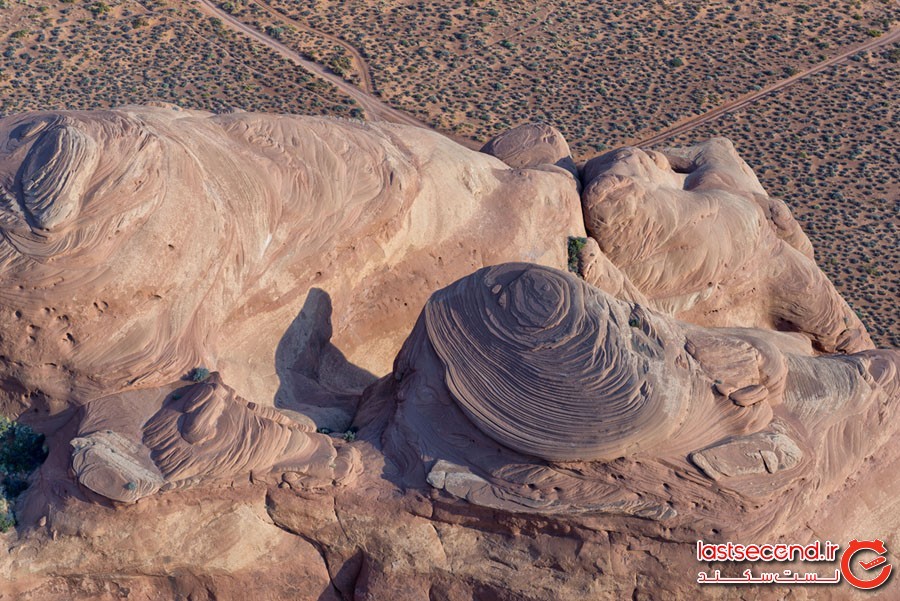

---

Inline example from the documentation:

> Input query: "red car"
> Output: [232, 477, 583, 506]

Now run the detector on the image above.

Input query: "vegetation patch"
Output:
[0, 416, 49, 532]
[567, 236, 587, 275]
[189, 367, 211, 382]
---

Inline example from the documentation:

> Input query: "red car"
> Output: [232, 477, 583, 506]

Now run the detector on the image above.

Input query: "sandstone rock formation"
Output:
[0, 110, 896, 600]
[71, 373, 358, 503]
[0, 106, 583, 425]
[379, 263, 899, 540]
[479, 122, 579, 182]
[579, 139, 871, 353]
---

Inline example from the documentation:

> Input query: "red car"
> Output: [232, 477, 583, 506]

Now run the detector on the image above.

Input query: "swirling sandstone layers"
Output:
[479, 122, 579, 183]
[72, 373, 354, 502]
[0, 107, 583, 416]
[381, 264, 755, 517]
[19, 124, 99, 231]
[381, 263, 899, 539]
[580, 138, 871, 353]
[422, 263, 686, 461]
[0, 111, 896, 600]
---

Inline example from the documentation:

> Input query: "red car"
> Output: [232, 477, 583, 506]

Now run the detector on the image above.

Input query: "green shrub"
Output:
[328, 54, 352, 76]
[0, 416, 47, 476]
[0, 508, 13, 533]
[264, 25, 284, 40]
[342, 426, 359, 442]
[189, 367, 211, 382]
[567, 236, 587, 274]
[89, 2, 110, 16]
[0, 417, 48, 533]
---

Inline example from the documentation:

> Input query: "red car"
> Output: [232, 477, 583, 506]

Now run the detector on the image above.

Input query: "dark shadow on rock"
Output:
[315, 584, 344, 601]
[316, 548, 364, 601]
[555, 155, 581, 183]
[274, 288, 377, 433]
[16, 405, 122, 532]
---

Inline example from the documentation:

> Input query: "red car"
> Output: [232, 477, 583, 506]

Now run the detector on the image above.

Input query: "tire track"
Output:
[247, 0, 375, 95]
[191, 0, 481, 149]
[634, 25, 900, 147]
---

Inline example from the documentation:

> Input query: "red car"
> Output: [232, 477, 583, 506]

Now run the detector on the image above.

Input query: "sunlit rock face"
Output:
[480, 122, 579, 182]
[0, 111, 896, 601]
[579, 138, 870, 353]
[381, 262, 900, 540]
[71, 373, 358, 503]
[0, 107, 583, 417]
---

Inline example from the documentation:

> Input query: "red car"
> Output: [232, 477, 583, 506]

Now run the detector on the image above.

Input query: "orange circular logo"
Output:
[840, 539, 892, 590]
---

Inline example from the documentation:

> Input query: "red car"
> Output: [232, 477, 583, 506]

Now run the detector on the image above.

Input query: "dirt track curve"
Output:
[247, 0, 375, 95]
[634, 25, 900, 147]
[193, 0, 481, 149]
[193, 0, 897, 155]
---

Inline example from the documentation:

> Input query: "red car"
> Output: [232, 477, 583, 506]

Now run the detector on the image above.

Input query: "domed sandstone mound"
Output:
[0, 113, 896, 600]
[480, 122, 579, 182]
[381, 263, 900, 539]
[580, 138, 870, 353]
[0, 107, 583, 419]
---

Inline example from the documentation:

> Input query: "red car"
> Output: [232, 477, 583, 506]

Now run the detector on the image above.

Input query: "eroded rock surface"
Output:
[380, 263, 899, 538]
[580, 139, 870, 353]
[480, 122, 579, 182]
[0, 110, 896, 601]
[71, 373, 358, 503]
[0, 107, 583, 419]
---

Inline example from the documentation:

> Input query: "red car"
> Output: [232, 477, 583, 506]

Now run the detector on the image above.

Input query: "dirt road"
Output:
[194, 0, 897, 154]
[193, 0, 482, 149]
[634, 25, 900, 147]
[246, 0, 375, 95]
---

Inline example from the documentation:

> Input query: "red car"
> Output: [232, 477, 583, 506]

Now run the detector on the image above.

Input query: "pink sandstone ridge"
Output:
[0, 108, 895, 600]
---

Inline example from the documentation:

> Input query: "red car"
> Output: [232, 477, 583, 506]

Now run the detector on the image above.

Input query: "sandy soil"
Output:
[666, 43, 899, 347]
